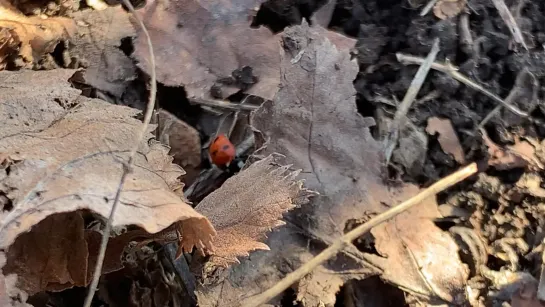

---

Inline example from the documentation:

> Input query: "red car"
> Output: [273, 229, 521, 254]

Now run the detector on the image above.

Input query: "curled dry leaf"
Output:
[0, 0, 76, 68]
[70, 7, 137, 98]
[193, 155, 314, 267]
[0, 69, 215, 293]
[156, 109, 201, 185]
[249, 22, 468, 305]
[133, 0, 280, 100]
[3, 211, 139, 295]
[433, 0, 467, 20]
[426, 117, 465, 164]
[481, 129, 541, 170]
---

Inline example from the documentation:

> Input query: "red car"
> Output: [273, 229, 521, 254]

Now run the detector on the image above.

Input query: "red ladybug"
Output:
[209, 134, 236, 167]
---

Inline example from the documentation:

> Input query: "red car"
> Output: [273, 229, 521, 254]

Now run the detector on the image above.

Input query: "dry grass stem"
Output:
[241, 162, 478, 307]
[396, 53, 529, 119]
[490, 0, 528, 50]
[189, 97, 260, 111]
[82, 1, 157, 306]
[384, 38, 440, 162]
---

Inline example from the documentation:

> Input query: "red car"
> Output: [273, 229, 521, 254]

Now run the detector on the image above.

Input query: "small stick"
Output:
[396, 53, 529, 119]
[490, 0, 528, 50]
[241, 162, 478, 307]
[189, 97, 259, 111]
[384, 38, 440, 163]
[420, 0, 440, 16]
[82, 0, 157, 306]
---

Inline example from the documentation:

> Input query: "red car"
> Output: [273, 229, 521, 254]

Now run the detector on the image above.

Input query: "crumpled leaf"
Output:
[156, 109, 201, 185]
[0, 70, 215, 291]
[433, 0, 467, 20]
[0, 0, 76, 68]
[133, 0, 280, 100]
[70, 7, 137, 98]
[250, 22, 468, 305]
[193, 155, 314, 267]
[481, 129, 542, 170]
[426, 117, 465, 164]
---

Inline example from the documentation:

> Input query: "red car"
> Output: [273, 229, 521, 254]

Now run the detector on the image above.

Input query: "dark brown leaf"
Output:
[133, 0, 280, 100]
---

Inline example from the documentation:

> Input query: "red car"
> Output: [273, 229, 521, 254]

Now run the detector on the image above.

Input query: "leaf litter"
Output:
[0, 69, 214, 294]
[5, 0, 545, 305]
[191, 22, 469, 306]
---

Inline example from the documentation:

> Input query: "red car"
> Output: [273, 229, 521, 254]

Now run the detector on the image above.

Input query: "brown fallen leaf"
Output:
[133, 0, 280, 100]
[426, 117, 466, 164]
[0, 0, 76, 68]
[156, 109, 201, 185]
[433, 0, 467, 20]
[193, 155, 314, 268]
[0, 69, 215, 293]
[481, 129, 541, 170]
[69, 7, 137, 98]
[251, 22, 468, 305]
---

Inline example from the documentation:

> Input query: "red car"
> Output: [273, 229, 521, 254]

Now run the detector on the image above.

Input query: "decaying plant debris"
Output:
[5, 0, 545, 306]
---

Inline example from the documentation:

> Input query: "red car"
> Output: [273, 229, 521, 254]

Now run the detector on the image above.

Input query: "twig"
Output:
[478, 67, 537, 128]
[459, 13, 473, 54]
[82, 1, 156, 306]
[396, 53, 529, 119]
[384, 38, 440, 163]
[490, 0, 528, 50]
[241, 163, 478, 307]
[189, 97, 259, 111]
[420, 0, 439, 16]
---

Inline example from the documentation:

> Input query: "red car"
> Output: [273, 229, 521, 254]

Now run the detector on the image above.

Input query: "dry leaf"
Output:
[133, 0, 280, 100]
[70, 7, 137, 98]
[156, 109, 201, 185]
[194, 155, 313, 267]
[481, 129, 541, 170]
[433, 0, 467, 20]
[0, 70, 215, 291]
[426, 117, 466, 164]
[2, 211, 135, 295]
[249, 22, 468, 305]
[0, 0, 76, 68]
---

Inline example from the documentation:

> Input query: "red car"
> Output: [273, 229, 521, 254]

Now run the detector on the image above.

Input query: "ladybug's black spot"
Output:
[222, 144, 231, 150]
[211, 150, 218, 156]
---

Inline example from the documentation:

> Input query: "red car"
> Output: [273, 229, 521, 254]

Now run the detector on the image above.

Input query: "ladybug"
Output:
[209, 134, 236, 167]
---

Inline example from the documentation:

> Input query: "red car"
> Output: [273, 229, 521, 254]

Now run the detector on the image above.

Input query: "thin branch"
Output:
[490, 0, 528, 50]
[396, 53, 529, 119]
[189, 97, 259, 111]
[82, 0, 157, 306]
[240, 163, 479, 307]
[384, 38, 440, 163]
